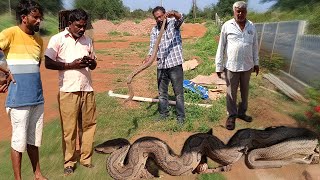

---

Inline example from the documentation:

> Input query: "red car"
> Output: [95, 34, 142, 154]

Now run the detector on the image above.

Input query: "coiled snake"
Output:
[125, 19, 167, 102]
[95, 126, 319, 179]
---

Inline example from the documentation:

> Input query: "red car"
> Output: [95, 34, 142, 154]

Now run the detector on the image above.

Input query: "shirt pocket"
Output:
[227, 33, 242, 42]
[244, 32, 254, 44]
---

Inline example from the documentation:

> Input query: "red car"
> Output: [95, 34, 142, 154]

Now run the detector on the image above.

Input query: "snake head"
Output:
[239, 146, 249, 154]
[94, 138, 130, 154]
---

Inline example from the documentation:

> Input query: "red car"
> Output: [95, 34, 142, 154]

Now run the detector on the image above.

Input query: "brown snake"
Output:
[95, 126, 319, 179]
[125, 18, 167, 102]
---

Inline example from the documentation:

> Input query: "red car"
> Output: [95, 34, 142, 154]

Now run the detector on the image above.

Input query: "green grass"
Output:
[108, 31, 122, 36]
[95, 39, 128, 43]
[183, 21, 220, 79]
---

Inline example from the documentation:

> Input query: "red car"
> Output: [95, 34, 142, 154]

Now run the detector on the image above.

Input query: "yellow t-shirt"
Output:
[0, 26, 44, 107]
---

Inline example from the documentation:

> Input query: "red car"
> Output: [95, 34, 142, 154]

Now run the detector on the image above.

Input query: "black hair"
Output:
[152, 6, 166, 15]
[68, 8, 88, 23]
[16, 0, 43, 23]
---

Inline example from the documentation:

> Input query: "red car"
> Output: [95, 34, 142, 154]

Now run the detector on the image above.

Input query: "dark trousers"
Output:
[225, 69, 252, 117]
[157, 65, 185, 120]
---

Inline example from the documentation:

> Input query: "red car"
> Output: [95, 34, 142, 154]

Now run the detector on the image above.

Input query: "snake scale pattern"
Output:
[95, 126, 319, 179]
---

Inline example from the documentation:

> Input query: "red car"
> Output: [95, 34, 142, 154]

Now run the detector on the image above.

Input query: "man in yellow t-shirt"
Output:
[0, 1, 47, 179]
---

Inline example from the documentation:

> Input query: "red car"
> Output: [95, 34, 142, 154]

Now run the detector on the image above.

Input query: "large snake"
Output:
[95, 126, 319, 179]
[125, 18, 167, 102]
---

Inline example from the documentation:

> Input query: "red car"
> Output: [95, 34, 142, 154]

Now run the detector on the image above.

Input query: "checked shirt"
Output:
[148, 16, 184, 69]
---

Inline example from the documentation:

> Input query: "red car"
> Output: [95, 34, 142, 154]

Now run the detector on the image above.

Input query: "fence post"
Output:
[270, 22, 279, 60]
[289, 21, 306, 74]
[258, 23, 265, 53]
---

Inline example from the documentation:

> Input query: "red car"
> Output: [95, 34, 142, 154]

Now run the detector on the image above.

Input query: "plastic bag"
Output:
[183, 80, 209, 99]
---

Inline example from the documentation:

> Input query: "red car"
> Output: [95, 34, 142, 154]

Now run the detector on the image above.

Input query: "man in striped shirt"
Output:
[144, 6, 185, 124]
[0, 0, 47, 179]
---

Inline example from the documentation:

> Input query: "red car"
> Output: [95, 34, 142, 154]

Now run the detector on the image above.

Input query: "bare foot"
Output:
[34, 174, 48, 180]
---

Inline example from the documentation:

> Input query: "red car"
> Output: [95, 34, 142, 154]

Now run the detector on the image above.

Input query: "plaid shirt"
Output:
[148, 16, 184, 69]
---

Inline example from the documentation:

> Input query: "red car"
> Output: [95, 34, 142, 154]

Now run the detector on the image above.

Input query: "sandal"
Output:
[226, 117, 236, 130]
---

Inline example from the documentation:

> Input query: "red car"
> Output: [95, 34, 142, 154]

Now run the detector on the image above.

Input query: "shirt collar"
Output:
[63, 27, 86, 40]
[231, 18, 248, 25]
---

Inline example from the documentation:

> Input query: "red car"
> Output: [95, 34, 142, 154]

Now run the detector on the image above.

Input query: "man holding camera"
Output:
[44, 9, 97, 175]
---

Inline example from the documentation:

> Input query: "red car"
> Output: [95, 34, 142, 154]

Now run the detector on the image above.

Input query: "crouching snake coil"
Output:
[94, 126, 319, 179]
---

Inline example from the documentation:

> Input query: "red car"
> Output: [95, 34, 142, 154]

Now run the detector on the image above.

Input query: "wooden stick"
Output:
[109, 90, 213, 108]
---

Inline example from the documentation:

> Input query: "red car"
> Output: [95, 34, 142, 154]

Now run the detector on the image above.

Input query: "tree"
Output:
[75, 0, 127, 20]
[216, 0, 247, 17]
[0, 0, 62, 15]
[260, 0, 319, 10]
[41, 0, 63, 14]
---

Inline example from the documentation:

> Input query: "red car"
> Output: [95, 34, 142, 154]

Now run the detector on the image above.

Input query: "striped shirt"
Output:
[215, 18, 259, 72]
[0, 26, 44, 108]
[148, 16, 184, 69]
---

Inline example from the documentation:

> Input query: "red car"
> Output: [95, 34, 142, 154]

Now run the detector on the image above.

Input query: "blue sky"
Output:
[62, 0, 275, 13]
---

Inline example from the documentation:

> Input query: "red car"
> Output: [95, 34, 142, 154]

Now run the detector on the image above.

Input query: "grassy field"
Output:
[0, 19, 316, 180]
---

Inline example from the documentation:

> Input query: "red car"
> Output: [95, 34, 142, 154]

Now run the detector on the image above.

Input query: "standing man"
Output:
[215, 1, 259, 130]
[144, 6, 185, 124]
[0, 0, 47, 179]
[45, 9, 97, 175]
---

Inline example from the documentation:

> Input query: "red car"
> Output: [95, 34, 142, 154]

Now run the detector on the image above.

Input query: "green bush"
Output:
[260, 53, 286, 72]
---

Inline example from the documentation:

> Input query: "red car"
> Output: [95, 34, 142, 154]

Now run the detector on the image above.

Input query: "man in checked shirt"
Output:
[143, 6, 185, 124]
[215, 1, 259, 130]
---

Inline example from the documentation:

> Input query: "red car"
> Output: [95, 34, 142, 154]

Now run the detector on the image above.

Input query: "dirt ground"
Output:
[0, 20, 319, 179]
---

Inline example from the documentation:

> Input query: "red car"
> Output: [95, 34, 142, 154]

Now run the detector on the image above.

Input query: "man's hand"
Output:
[86, 56, 97, 70]
[0, 72, 15, 93]
[0, 84, 7, 93]
[164, 11, 181, 19]
[6, 71, 15, 84]
[253, 65, 259, 76]
[66, 58, 88, 69]
[142, 56, 151, 64]
[217, 72, 222, 78]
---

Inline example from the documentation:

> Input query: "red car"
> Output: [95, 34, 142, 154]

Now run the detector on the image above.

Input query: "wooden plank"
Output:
[263, 73, 308, 102]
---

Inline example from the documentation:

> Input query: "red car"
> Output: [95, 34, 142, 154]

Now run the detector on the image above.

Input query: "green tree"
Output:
[202, 4, 217, 20]
[260, 0, 319, 10]
[0, 0, 62, 15]
[40, 0, 63, 14]
[75, 0, 127, 20]
[130, 9, 149, 19]
[216, 0, 247, 17]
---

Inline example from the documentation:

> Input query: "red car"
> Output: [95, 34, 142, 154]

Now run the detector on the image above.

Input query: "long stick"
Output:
[109, 91, 213, 108]
[125, 18, 167, 102]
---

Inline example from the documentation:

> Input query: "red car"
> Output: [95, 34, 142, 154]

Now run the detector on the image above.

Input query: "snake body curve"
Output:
[95, 126, 319, 179]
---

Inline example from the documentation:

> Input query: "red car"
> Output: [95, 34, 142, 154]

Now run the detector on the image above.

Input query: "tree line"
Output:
[0, 0, 62, 15]
[0, 0, 316, 21]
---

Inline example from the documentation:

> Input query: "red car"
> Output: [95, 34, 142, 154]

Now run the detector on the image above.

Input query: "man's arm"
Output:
[45, 56, 88, 70]
[87, 40, 97, 70]
[45, 35, 88, 70]
[165, 11, 184, 29]
[215, 25, 227, 78]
